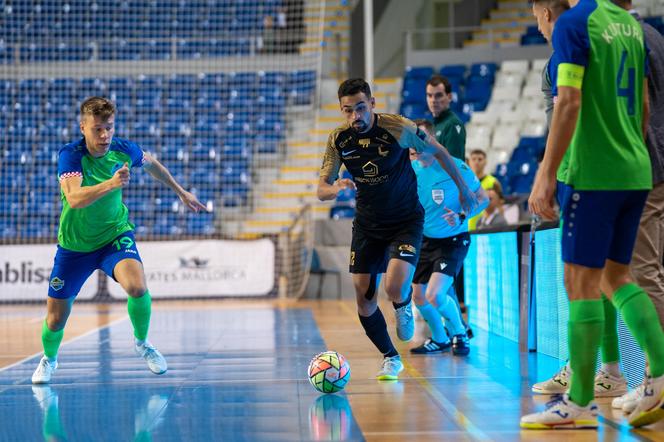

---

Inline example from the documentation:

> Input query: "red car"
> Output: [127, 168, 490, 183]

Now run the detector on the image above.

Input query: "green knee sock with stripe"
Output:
[128, 291, 152, 341]
[568, 299, 604, 407]
[613, 283, 664, 377]
[41, 321, 64, 360]
[600, 293, 620, 364]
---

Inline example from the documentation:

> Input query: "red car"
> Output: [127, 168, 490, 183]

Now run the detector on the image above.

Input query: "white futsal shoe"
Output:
[627, 374, 664, 428]
[613, 386, 644, 413]
[32, 357, 58, 384]
[394, 302, 415, 342]
[532, 365, 627, 397]
[532, 364, 570, 394]
[376, 355, 404, 381]
[135, 340, 168, 375]
[593, 369, 628, 397]
[520, 394, 599, 430]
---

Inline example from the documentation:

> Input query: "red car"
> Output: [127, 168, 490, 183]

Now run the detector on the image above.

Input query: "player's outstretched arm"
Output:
[529, 85, 581, 220]
[317, 175, 356, 201]
[61, 163, 129, 209]
[143, 153, 207, 213]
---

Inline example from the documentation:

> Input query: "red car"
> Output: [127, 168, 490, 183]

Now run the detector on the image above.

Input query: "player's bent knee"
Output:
[46, 314, 67, 331]
[126, 285, 148, 298]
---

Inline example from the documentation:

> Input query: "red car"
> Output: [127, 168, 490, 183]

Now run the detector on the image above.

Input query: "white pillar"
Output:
[363, 0, 374, 87]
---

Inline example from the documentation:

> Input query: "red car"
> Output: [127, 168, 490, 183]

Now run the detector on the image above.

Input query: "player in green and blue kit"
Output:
[31, 97, 207, 384]
[524, 0, 664, 429]
[408, 120, 488, 357]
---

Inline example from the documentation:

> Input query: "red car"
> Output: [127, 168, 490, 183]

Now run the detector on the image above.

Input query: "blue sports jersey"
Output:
[412, 158, 481, 239]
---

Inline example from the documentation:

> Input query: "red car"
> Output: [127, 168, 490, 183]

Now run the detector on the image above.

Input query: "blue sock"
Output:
[416, 303, 448, 343]
[437, 295, 465, 336]
[358, 307, 399, 358]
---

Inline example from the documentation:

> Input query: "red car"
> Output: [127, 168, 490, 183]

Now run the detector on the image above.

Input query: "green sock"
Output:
[600, 294, 620, 364]
[41, 321, 64, 360]
[128, 291, 152, 341]
[613, 283, 664, 377]
[568, 299, 604, 407]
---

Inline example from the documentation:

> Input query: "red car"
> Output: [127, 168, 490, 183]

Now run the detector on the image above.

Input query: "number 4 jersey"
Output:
[550, 0, 651, 190]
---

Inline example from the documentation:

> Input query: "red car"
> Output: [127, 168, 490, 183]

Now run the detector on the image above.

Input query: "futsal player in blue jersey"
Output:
[525, 0, 664, 429]
[408, 120, 488, 356]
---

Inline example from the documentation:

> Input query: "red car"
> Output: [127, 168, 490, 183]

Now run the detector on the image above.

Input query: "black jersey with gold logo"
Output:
[320, 113, 431, 226]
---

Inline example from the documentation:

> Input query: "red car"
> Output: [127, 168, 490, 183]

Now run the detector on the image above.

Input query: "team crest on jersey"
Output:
[111, 162, 124, 174]
[50, 277, 64, 291]
[359, 139, 371, 148]
[432, 189, 444, 205]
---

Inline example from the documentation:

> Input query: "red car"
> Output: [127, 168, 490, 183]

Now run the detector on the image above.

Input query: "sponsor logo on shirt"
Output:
[362, 161, 379, 177]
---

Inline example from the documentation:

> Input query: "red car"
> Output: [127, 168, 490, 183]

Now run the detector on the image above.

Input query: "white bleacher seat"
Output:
[485, 100, 515, 114]
[466, 132, 492, 152]
[522, 97, 545, 113]
[499, 109, 526, 125]
[521, 121, 547, 137]
[492, 87, 521, 103]
[471, 111, 499, 126]
[486, 148, 512, 173]
[532, 58, 549, 72]
[466, 122, 494, 140]
[492, 124, 521, 150]
[495, 72, 525, 88]
[501, 60, 530, 74]
[522, 83, 542, 98]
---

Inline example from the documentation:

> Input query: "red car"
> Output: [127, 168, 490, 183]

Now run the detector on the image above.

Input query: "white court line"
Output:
[0, 315, 129, 374]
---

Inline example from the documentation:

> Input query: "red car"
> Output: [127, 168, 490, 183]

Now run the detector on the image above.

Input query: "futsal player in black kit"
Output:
[317, 78, 477, 379]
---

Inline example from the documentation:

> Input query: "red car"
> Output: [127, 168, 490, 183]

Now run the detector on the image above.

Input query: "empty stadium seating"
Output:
[0, 69, 316, 239]
[0, 0, 305, 63]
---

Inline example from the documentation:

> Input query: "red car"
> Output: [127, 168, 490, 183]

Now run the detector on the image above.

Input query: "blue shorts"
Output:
[48, 232, 142, 299]
[560, 185, 648, 268]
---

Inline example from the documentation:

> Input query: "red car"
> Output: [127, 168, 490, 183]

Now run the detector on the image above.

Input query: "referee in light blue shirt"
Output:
[409, 120, 488, 356]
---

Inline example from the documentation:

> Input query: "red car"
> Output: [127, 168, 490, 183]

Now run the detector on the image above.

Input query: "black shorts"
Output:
[349, 218, 423, 274]
[412, 233, 470, 285]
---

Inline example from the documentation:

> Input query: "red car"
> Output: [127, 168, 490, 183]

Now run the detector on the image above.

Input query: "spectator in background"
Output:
[426, 75, 466, 161]
[467, 149, 498, 230]
[258, 15, 276, 54]
[476, 183, 507, 229]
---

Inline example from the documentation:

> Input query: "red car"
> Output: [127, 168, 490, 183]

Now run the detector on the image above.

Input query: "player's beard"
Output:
[352, 120, 367, 133]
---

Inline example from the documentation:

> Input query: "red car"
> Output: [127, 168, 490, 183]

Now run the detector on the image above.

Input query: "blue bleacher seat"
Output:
[439, 65, 467, 83]
[405, 66, 434, 81]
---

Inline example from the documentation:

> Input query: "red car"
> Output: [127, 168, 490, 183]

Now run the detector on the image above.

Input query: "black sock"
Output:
[358, 308, 399, 358]
[392, 287, 413, 310]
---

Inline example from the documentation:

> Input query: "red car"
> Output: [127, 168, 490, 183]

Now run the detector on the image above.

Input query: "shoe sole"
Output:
[531, 386, 568, 395]
[376, 374, 399, 381]
[594, 386, 628, 398]
[31, 379, 50, 385]
[520, 420, 598, 430]
[410, 348, 451, 355]
[628, 391, 664, 428]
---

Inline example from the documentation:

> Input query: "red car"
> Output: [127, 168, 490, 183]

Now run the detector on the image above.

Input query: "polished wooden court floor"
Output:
[1, 299, 663, 441]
